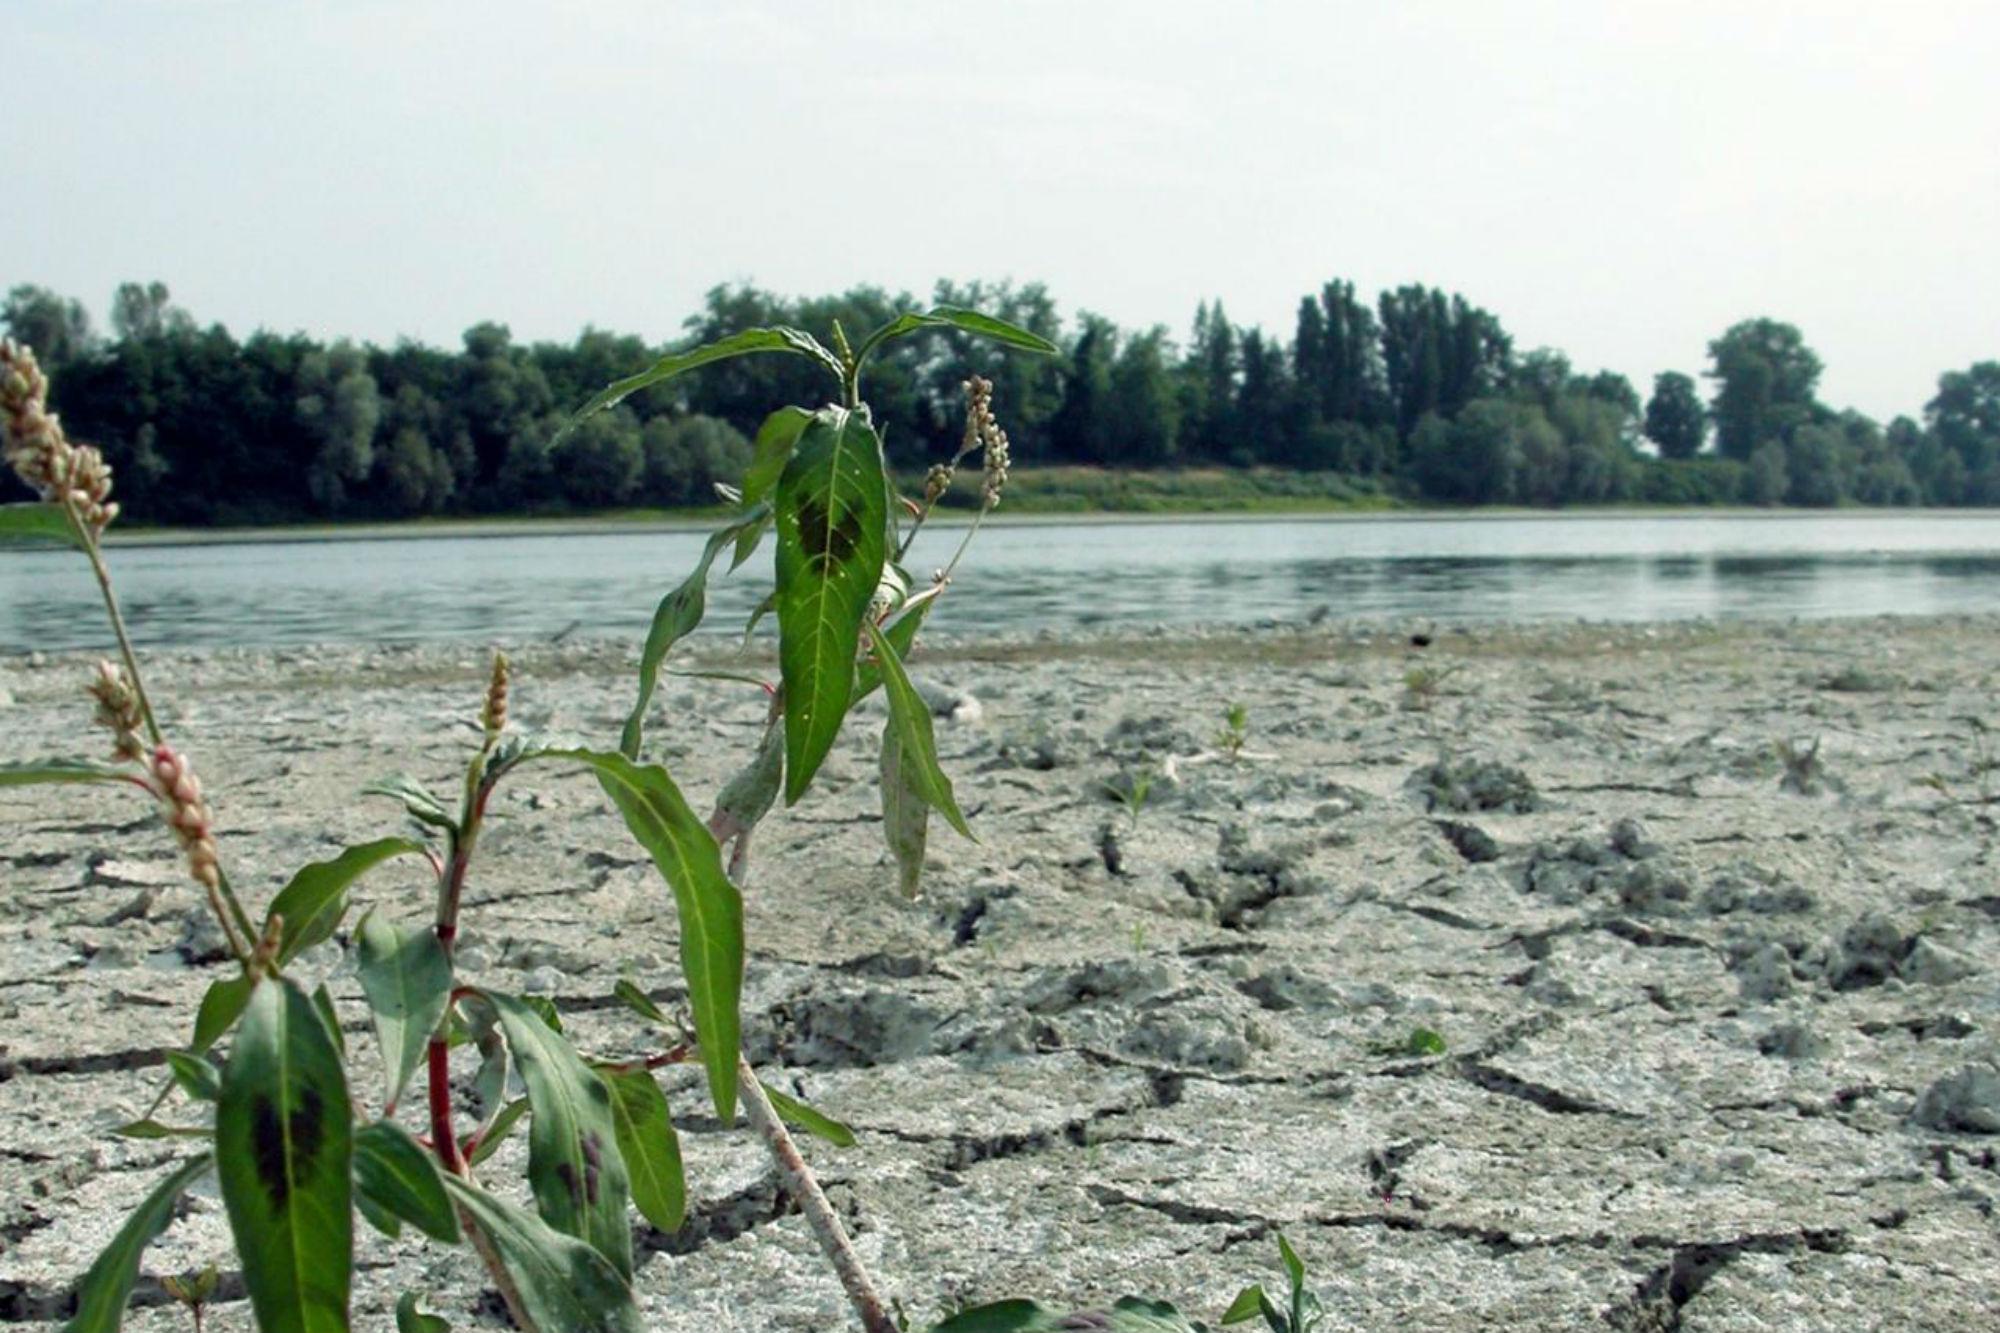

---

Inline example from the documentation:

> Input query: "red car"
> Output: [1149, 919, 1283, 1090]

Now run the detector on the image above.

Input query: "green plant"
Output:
[1103, 766, 1156, 827]
[1401, 662, 1460, 711]
[1215, 702, 1250, 760]
[0, 308, 1053, 1333]
[1220, 1235, 1324, 1333]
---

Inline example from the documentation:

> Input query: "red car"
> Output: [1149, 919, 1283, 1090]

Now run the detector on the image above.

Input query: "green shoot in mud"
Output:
[1215, 701, 1251, 761]
[5, 312, 1311, 1331]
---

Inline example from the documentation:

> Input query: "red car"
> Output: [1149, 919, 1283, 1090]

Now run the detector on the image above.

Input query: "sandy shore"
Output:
[3, 616, 1999, 1330]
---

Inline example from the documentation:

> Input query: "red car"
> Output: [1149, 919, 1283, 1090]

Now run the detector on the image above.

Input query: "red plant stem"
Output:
[427, 1037, 465, 1175]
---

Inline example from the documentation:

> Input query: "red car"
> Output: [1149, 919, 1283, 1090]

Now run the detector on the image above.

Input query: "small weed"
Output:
[1215, 702, 1250, 760]
[1221, 1234, 1324, 1332]
[1401, 663, 1461, 711]
[161, 1264, 220, 1333]
[1369, 1027, 1447, 1058]
[1102, 767, 1156, 827]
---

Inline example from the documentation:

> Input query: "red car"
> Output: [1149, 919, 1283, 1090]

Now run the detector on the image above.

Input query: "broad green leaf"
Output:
[760, 1081, 856, 1148]
[619, 504, 770, 759]
[467, 1098, 529, 1167]
[267, 837, 425, 966]
[598, 1066, 686, 1233]
[360, 775, 456, 833]
[113, 1119, 210, 1140]
[215, 976, 353, 1333]
[880, 724, 928, 900]
[0, 501, 82, 549]
[192, 971, 254, 1051]
[353, 1120, 459, 1244]
[865, 620, 972, 840]
[164, 1050, 220, 1102]
[774, 405, 889, 803]
[355, 1187, 403, 1241]
[444, 1177, 643, 1333]
[562, 327, 841, 437]
[854, 306, 1060, 367]
[488, 991, 634, 1278]
[851, 600, 931, 706]
[740, 406, 814, 511]
[612, 979, 669, 1027]
[0, 758, 137, 788]
[927, 1298, 1207, 1333]
[524, 747, 741, 1122]
[1220, 1287, 1267, 1326]
[61, 1154, 212, 1333]
[396, 1293, 450, 1333]
[354, 913, 452, 1112]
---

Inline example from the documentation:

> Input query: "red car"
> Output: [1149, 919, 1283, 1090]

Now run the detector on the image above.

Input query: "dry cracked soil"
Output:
[3, 615, 2000, 1331]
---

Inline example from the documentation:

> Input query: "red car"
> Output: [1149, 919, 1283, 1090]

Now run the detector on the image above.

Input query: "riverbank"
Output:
[2, 616, 1998, 1329]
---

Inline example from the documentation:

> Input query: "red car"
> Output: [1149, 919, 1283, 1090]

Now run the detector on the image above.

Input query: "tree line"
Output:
[3, 278, 1995, 525]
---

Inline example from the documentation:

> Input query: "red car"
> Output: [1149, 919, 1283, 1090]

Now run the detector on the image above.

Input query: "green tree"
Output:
[552, 406, 644, 508]
[109, 281, 194, 342]
[1407, 398, 1528, 503]
[1105, 326, 1179, 465]
[2, 284, 95, 372]
[1743, 440, 1789, 505]
[1926, 362, 2000, 479]
[1644, 371, 1706, 459]
[640, 414, 751, 505]
[1706, 318, 1822, 460]
[295, 342, 382, 512]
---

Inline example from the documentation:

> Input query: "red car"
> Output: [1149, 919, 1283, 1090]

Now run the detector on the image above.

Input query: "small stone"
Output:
[1610, 817, 1659, 859]
[1900, 937, 1979, 986]
[1913, 1064, 2000, 1134]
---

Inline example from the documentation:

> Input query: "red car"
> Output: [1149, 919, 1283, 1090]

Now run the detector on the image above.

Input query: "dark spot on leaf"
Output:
[555, 1161, 583, 1206]
[796, 495, 862, 575]
[250, 1086, 325, 1211]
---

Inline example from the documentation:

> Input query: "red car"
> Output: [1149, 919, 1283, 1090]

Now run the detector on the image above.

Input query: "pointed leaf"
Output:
[760, 1081, 856, 1148]
[741, 589, 777, 648]
[360, 775, 456, 833]
[443, 1177, 643, 1333]
[395, 1292, 450, 1333]
[523, 747, 741, 1122]
[561, 327, 840, 437]
[192, 972, 254, 1052]
[620, 505, 770, 759]
[467, 1098, 529, 1168]
[267, 837, 426, 966]
[851, 600, 931, 707]
[488, 991, 634, 1278]
[612, 980, 669, 1027]
[60, 1155, 212, 1333]
[215, 977, 353, 1333]
[0, 501, 83, 550]
[855, 306, 1060, 367]
[164, 1051, 221, 1103]
[712, 719, 784, 837]
[880, 724, 929, 900]
[1221, 1286, 1267, 1326]
[0, 758, 138, 788]
[774, 405, 889, 803]
[740, 405, 814, 511]
[598, 1066, 686, 1233]
[354, 913, 452, 1112]
[312, 983, 345, 1057]
[113, 1119, 210, 1141]
[928, 1303, 1063, 1333]
[865, 620, 972, 839]
[353, 1119, 459, 1244]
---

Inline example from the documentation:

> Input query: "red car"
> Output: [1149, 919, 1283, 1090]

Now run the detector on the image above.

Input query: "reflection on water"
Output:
[8, 513, 2000, 653]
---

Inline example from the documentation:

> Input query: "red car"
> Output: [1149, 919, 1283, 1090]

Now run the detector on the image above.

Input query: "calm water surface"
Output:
[7, 512, 2000, 653]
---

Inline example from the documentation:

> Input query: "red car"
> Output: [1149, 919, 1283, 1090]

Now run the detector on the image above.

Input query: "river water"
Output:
[7, 512, 2000, 653]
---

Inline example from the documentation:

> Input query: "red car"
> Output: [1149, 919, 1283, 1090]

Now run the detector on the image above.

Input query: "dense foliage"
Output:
[4, 278, 1991, 524]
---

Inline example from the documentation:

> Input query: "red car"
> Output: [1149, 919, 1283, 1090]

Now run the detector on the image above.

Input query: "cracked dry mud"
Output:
[4, 615, 2000, 1331]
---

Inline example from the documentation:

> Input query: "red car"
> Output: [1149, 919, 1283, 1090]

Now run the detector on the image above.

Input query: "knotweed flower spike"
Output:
[0, 338, 118, 534]
[87, 660, 147, 763]
[964, 374, 1010, 508]
[148, 744, 221, 891]
[481, 650, 511, 738]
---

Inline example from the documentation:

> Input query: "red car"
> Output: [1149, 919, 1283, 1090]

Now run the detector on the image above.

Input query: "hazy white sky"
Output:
[6, 0, 1996, 421]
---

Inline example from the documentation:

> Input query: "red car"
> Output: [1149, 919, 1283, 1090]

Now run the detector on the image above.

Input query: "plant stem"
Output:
[737, 1057, 896, 1333]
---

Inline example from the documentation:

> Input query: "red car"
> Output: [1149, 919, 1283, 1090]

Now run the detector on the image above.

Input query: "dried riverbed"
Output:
[3, 616, 1999, 1330]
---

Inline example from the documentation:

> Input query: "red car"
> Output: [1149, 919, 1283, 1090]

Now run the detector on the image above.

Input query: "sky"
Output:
[6, 0, 1997, 423]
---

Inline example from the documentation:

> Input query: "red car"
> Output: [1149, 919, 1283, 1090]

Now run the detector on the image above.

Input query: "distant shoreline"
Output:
[65, 503, 2000, 550]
